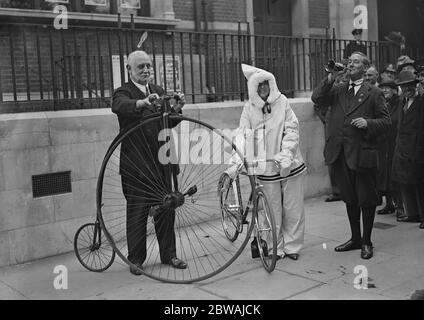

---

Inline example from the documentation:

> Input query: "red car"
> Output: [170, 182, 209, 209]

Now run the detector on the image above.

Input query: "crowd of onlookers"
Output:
[318, 50, 424, 230]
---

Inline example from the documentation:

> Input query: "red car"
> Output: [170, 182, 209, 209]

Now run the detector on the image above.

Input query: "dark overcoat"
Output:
[392, 95, 424, 184]
[111, 81, 181, 185]
[377, 94, 401, 191]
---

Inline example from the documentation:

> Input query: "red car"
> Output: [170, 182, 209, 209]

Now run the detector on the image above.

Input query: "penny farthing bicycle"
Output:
[74, 93, 278, 283]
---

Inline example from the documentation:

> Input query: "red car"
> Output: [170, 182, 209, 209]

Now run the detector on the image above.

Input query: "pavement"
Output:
[1, 196, 423, 300]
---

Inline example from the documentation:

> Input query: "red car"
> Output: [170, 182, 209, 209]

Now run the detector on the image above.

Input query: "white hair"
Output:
[127, 50, 151, 68]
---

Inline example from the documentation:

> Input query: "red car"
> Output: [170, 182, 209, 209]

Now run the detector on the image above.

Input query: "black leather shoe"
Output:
[325, 194, 341, 202]
[397, 216, 421, 223]
[286, 253, 299, 261]
[165, 257, 187, 269]
[334, 240, 362, 252]
[419, 222, 424, 229]
[395, 210, 405, 219]
[377, 206, 395, 215]
[129, 262, 143, 276]
[361, 244, 373, 260]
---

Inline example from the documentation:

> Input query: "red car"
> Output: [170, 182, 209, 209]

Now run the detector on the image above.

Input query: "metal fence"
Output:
[0, 19, 422, 113]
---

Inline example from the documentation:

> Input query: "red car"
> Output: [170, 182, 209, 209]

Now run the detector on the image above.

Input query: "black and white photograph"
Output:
[0, 0, 423, 307]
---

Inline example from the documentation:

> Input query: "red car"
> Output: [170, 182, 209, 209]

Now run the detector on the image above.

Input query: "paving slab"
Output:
[0, 196, 423, 300]
[275, 240, 395, 283]
[287, 277, 390, 300]
[199, 268, 322, 300]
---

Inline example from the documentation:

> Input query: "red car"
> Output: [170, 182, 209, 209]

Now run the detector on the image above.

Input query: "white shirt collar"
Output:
[349, 78, 364, 87]
[348, 78, 363, 95]
[131, 78, 149, 95]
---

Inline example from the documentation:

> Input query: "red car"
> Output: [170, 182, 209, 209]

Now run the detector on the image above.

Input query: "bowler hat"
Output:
[395, 70, 418, 86]
[378, 79, 398, 89]
[352, 28, 363, 35]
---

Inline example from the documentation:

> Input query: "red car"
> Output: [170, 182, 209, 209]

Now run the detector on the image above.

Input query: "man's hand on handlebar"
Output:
[173, 92, 186, 113]
[135, 93, 159, 113]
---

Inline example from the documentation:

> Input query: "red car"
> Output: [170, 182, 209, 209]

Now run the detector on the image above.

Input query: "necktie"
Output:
[347, 83, 356, 100]
[403, 98, 409, 112]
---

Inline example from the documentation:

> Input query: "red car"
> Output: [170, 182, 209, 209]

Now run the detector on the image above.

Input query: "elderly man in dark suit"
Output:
[392, 70, 424, 229]
[312, 52, 391, 259]
[112, 50, 187, 275]
[376, 80, 403, 217]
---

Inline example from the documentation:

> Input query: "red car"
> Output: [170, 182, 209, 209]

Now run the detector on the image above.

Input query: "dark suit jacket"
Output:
[392, 95, 424, 184]
[312, 78, 391, 171]
[112, 81, 181, 181]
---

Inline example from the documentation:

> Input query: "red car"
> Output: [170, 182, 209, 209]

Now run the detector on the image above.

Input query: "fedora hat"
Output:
[352, 28, 363, 35]
[397, 55, 415, 72]
[378, 79, 398, 89]
[396, 70, 418, 86]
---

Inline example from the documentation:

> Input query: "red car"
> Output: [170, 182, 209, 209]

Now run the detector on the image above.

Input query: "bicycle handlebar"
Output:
[244, 159, 280, 169]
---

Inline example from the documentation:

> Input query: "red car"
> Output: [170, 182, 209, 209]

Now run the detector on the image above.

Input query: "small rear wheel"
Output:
[74, 223, 115, 272]
[254, 191, 277, 273]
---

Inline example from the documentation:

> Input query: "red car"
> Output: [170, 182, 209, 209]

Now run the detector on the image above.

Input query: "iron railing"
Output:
[0, 20, 422, 113]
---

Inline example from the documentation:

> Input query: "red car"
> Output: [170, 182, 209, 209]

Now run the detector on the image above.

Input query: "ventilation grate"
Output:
[32, 171, 72, 198]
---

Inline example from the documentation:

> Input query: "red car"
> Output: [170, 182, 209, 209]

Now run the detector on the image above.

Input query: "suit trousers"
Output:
[121, 175, 176, 265]
[332, 151, 378, 244]
[400, 183, 424, 220]
[332, 151, 379, 207]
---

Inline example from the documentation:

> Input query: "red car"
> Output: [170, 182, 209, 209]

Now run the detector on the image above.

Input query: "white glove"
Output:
[273, 158, 292, 178]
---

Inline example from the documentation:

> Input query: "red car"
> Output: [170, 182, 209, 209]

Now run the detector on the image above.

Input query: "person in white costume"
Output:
[229, 64, 307, 260]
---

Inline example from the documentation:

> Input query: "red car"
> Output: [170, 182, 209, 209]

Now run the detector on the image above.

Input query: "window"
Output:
[0, 0, 150, 16]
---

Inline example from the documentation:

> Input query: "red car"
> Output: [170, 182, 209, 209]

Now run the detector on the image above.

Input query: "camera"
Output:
[325, 59, 345, 73]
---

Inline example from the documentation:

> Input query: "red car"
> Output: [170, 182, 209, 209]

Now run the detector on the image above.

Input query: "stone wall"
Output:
[0, 98, 330, 267]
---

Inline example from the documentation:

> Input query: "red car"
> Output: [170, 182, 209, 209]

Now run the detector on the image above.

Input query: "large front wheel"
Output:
[97, 114, 254, 283]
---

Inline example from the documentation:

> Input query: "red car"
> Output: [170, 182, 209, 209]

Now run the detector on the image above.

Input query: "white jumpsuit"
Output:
[232, 64, 307, 257]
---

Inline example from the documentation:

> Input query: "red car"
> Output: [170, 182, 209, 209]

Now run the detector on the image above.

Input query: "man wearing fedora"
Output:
[312, 52, 391, 259]
[344, 29, 367, 60]
[397, 56, 417, 74]
[376, 79, 403, 217]
[380, 64, 397, 82]
[392, 70, 424, 229]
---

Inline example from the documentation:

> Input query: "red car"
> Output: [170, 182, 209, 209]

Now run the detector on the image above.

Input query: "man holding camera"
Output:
[312, 52, 391, 259]
[112, 50, 187, 275]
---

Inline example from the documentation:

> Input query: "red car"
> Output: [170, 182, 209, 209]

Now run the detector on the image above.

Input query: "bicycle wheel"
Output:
[254, 191, 277, 273]
[97, 114, 254, 283]
[74, 223, 115, 272]
[218, 173, 250, 242]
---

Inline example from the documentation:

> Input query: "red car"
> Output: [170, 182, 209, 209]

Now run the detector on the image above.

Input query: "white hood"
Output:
[241, 64, 281, 109]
